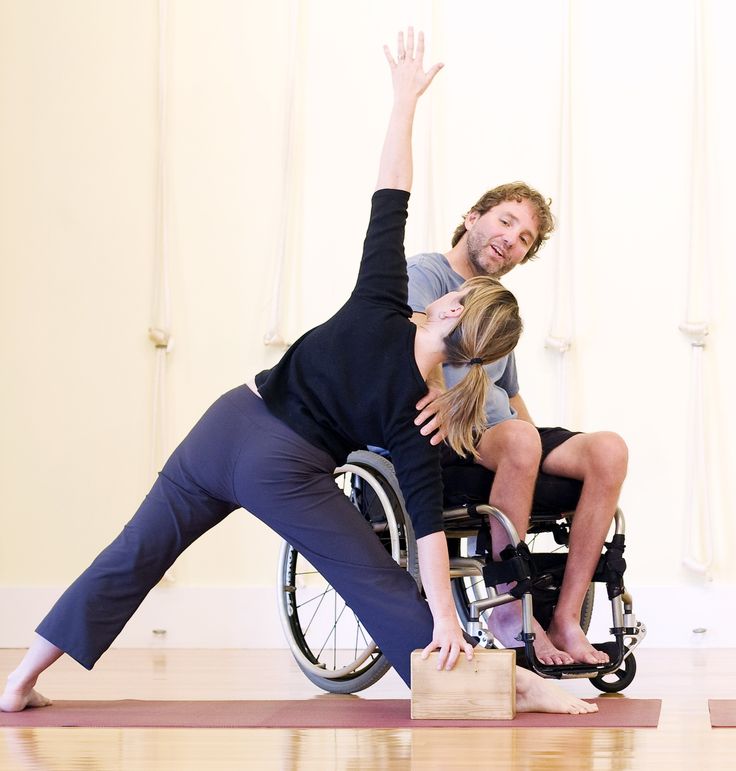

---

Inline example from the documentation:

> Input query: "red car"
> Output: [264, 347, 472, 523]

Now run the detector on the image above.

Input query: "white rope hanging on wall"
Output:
[148, 0, 175, 582]
[680, 0, 713, 578]
[263, 0, 303, 349]
[545, 0, 575, 426]
[418, 0, 441, 252]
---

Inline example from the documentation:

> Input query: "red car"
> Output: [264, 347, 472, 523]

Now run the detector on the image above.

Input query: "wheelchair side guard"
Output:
[346, 450, 411, 522]
[344, 449, 421, 593]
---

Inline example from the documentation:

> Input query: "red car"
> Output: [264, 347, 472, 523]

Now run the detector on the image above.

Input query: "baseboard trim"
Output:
[1, 583, 734, 649]
[587, 583, 735, 648]
[0, 585, 285, 649]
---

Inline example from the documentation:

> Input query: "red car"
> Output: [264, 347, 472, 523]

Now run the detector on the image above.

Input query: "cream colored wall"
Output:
[1, 1, 735, 644]
[0, 0, 290, 587]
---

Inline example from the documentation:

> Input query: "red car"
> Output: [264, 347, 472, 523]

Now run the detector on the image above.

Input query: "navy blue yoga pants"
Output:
[36, 385, 435, 686]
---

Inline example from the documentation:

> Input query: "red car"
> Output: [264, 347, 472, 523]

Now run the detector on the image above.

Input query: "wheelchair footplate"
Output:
[510, 640, 620, 677]
[509, 628, 643, 693]
[512, 638, 631, 683]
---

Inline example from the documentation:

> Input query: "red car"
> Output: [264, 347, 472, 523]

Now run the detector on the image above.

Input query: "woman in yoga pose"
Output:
[2, 29, 596, 716]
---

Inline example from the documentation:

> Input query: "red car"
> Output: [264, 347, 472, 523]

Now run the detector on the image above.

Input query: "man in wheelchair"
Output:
[407, 188, 629, 667]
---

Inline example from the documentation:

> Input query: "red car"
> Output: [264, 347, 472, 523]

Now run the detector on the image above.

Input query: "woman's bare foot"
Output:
[1, 635, 63, 712]
[489, 602, 574, 665]
[547, 616, 609, 665]
[1, 674, 53, 712]
[515, 666, 598, 714]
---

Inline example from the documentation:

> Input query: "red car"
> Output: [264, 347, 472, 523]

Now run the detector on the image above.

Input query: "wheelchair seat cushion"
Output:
[442, 463, 583, 519]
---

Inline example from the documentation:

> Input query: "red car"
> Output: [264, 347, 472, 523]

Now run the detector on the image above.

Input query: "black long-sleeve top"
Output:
[255, 189, 443, 539]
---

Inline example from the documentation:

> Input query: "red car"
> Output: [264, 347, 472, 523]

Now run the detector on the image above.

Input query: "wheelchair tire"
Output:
[578, 584, 595, 634]
[277, 453, 419, 694]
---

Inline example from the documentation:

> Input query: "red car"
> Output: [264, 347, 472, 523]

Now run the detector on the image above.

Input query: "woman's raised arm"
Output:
[376, 28, 443, 192]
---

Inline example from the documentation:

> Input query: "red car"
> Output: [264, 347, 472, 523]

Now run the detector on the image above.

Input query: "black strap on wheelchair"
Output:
[474, 519, 493, 559]
[601, 533, 627, 600]
[482, 542, 535, 598]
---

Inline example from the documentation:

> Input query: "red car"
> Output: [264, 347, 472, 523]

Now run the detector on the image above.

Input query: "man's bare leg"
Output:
[0, 634, 63, 712]
[475, 420, 573, 666]
[514, 665, 598, 714]
[542, 432, 628, 665]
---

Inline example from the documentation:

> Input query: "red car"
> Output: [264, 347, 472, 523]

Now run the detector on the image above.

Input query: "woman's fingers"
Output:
[421, 636, 473, 671]
[415, 29, 424, 59]
[386, 28, 443, 90]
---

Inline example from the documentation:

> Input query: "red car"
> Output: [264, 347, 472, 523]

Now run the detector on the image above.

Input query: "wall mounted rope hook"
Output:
[148, 327, 174, 352]
[679, 322, 709, 347]
[544, 335, 572, 353]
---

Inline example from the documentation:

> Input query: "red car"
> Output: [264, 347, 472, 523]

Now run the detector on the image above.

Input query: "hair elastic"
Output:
[469, 357, 483, 365]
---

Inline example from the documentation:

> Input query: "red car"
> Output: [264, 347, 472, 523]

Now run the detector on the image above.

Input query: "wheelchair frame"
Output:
[277, 450, 647, 694]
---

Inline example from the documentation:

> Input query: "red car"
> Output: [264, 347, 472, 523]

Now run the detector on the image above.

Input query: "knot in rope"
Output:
[148, 327, 173, 351]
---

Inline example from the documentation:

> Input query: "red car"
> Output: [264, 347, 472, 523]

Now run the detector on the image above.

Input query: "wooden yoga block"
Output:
[410, 648, 516, 720]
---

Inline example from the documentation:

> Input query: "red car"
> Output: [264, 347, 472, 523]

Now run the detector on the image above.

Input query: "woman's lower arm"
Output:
[416, 531, 457, 623]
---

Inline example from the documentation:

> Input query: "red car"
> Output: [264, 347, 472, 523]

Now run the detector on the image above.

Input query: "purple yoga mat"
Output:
[708, 700, 736, 727]
[0, 697, 661, 729]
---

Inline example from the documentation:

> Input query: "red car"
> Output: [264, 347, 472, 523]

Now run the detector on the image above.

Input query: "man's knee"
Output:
[477, 419, 542, 473]
[583, 432, 628, 487]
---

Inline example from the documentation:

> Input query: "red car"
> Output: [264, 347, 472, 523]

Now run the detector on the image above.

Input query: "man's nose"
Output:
[507, 228, 523, 249]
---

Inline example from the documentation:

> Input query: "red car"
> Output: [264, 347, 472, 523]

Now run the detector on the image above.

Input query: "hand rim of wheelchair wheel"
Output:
[277, 540, 382, 681]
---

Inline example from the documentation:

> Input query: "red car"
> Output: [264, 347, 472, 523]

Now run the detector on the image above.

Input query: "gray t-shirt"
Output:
[406, 252, 518, 427]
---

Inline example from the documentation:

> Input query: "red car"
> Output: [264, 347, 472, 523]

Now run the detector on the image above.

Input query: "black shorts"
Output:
[440, 425, 580, 469]
[440, 425, 583, 513]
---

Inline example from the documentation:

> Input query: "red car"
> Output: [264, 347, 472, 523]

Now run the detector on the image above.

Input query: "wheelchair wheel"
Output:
[590, 652, 637, 693]
[277, 453, 419, 694]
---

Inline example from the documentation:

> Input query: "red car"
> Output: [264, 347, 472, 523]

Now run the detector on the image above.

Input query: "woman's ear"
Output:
[445, 303, 464, 319]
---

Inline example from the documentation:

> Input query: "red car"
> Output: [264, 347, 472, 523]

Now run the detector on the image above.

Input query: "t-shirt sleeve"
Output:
[352, 189, 411, 311]
[496, 352, 519, 398]
[406, 258, 447, 314]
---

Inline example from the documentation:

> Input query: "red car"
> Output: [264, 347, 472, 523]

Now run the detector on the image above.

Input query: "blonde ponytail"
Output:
[434, 277, 522, 458]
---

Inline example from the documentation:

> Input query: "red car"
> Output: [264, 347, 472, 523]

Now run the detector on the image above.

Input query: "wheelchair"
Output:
[277, 449, 647, 695]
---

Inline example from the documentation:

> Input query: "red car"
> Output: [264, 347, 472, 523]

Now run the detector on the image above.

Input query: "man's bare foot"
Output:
[1, 674, 53, 712]
[547, 616, 609, 665]
[489, 602, 574, 666]
[515, 666, 598, 715]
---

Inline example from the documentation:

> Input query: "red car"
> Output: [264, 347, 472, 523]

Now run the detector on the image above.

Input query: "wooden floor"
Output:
[1, 647, 735, 769]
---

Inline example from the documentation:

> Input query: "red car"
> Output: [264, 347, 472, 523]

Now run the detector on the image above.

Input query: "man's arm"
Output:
[509, 392, 535, 424]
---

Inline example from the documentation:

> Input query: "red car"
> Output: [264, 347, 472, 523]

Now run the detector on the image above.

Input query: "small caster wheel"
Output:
[590, 652, 636, 693]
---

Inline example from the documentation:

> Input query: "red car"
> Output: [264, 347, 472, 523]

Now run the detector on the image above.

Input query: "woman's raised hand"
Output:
[375, 27, 442, 191]
[383, 27, 443, 102]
